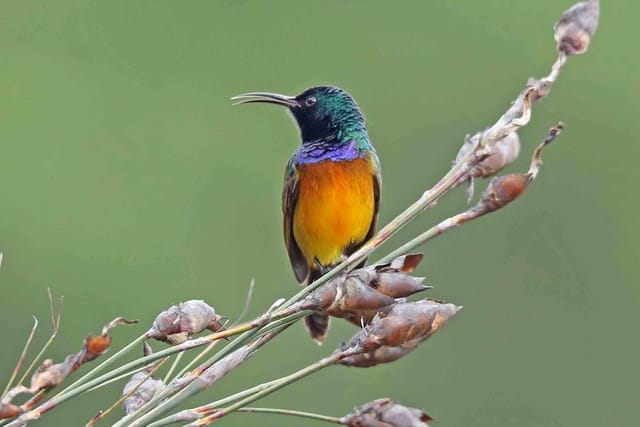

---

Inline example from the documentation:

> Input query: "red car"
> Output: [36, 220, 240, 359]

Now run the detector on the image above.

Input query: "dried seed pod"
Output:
[325, 273, 397, 325]
[327, 273, 397, 314]
[122, 371, 164, 415]
[29, 356, 77, 391]
[371, 273, 429, 299]
[339, 300, 461, 367]
[340, 345, 414, 368]
[469, 132, 521, 179]
[554, 0, 599, 55]
[341, 398, 432, 427]
[300, 276, 340, 311]
[301, 256, 430, 329]
[302, 271, 397, 324]
[82, 334, 112, 363]
[369, 300, 460, 347]
[369, 254, 430, 298]
[0, 403, 20, 420]
[381, 253, 424, 273]
[456, 132, 521, 202]
[147, 300, 225, 345]
[478, 173, 531, 212]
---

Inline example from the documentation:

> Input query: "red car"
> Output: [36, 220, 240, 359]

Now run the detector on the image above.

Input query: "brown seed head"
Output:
[479, 173, 531, 212]
[122, 371, 165, 415]
[339, 300, 461, 367]
[554, 0, 599, 55]
[342, 398, 432, 427]
[469, 132, 521, 179]
[147, 300, 224, 344]
[82, 334, 113, 362]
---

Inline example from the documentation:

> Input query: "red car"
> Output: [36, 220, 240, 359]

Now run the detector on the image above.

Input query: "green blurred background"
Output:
[1, 1, 637, 426]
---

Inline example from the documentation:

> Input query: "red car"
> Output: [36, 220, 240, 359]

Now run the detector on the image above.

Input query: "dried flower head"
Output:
[147, 300, 225, 345]
[554, 0, 599, 55]
[341, 398, 432, 427]
[340, 299, 461, 367]
[122, 371, 165, 415]
[300, 256, 430, 327]
[470, 132, 521, 179]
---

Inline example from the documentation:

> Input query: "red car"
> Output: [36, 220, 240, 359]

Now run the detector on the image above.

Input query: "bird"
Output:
[232, 86, 381, 343]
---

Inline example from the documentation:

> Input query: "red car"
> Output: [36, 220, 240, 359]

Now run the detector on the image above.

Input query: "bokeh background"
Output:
[1, 1, 638, 426]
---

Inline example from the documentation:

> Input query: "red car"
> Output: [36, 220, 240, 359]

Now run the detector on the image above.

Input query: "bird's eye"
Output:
[304, 96, 317, 107]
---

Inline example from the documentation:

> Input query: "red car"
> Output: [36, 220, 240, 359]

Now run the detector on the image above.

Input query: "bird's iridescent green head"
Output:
[289, 86, 365, 143]
[232, 86, 367, 144]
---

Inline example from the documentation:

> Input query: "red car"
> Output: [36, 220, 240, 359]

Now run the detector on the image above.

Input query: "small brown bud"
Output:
[554, 0, 599, 55]
[147, 300, 224, 344]
[122, 371, 164, 415]
[478, 173, 530, 212]
[82, 334, 112, 362]
[342, 398, 432, 427]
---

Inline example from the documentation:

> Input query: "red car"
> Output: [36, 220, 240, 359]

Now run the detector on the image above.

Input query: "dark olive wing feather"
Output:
[364, 151, 382, 244]
[282, 158, 309, 284]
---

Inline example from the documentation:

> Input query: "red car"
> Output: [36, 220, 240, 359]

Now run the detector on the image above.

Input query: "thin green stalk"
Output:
[187, 354, 342, 425]
[254, 310, 309, 336]
[237, 407, 343, 424]
[377, 123, 563, 265]
[85, 357, 169, 427]
[13, 323, 264, 426]
[150, 355, 338, 427]
[376, 212, 470, 264]
[172, 342, 216, 381]
[116, 309, 303, 426]
[54, 334, 146, 400]
[112, 328, 260, 427]
[16, 289, 64, 388]
[146, 379, 282, 426]
[85, 366, 147, 394]
[163, 352, 183, 384]
[125, 323, 292, 427]
[2, 317, 38, 397]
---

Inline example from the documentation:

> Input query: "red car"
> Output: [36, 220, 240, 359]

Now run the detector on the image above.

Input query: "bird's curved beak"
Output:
[231, 92, 300, 108]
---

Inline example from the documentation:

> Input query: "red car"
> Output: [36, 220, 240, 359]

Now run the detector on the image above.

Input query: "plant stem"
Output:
[116, 307, 303, 426]
[85, 357, 168, 427]
[376, 212, 472, 264]
[146, 379, 282, 427]
[187, 353, 341, 425]
[236, 407, 344, 424]
[2, 317, 38, 397]
[162, 352, 183, 384]
[54, 334, 147, 400]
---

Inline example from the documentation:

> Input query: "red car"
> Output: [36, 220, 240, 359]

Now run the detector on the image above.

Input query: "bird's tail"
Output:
[303, 267, 332, 344]
[304, 313, 330, 345]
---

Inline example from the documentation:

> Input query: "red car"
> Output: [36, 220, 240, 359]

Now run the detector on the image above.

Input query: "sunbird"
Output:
[232, 86, 381, 343]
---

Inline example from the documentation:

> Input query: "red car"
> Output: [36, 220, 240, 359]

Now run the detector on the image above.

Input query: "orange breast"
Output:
[293, 157, 376, 267]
